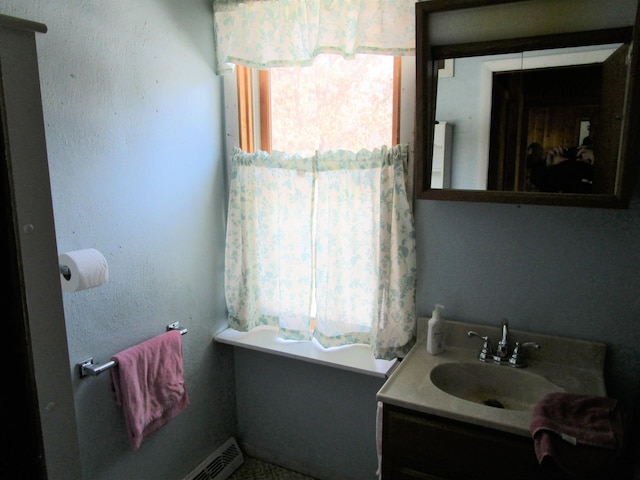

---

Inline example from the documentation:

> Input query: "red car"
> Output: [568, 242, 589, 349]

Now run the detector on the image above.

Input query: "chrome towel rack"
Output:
[77, 322, 188, 378]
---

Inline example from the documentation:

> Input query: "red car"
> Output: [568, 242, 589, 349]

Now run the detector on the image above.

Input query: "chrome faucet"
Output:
[493, 319, 510, 364]
[468, 319, 541, 367]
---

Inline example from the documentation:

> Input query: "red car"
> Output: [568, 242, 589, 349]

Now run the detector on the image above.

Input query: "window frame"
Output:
[219, 56, 417, 370]
[222, 55, 416, 199]
[235, 56, 405, 154]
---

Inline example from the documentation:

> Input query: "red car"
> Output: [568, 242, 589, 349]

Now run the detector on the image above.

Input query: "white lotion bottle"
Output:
[426, 304, 446, 355]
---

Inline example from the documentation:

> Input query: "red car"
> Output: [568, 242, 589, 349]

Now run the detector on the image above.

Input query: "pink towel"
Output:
[530, 392, 624, 478]
[110, 330, 189, 450]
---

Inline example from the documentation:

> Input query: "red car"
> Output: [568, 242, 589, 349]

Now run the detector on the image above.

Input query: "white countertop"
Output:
[377, 319, 607, 437]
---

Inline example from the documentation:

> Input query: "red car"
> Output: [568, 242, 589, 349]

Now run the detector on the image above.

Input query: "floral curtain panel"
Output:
[225, 145, 416, 360]
[213, 0, 417, 73]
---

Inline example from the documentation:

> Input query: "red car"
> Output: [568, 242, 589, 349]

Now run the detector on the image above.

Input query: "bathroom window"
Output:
[236, 54, 402, 155]
[217, 0, 418, 362]
[223, 54, 417, 360]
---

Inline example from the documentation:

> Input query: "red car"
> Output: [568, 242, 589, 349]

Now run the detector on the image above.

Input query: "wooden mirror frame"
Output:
[415, 0, 640, 208]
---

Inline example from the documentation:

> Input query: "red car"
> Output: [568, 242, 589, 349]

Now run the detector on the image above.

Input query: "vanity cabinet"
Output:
[381, 404, 545, 480]
[377, 320, 632, 480]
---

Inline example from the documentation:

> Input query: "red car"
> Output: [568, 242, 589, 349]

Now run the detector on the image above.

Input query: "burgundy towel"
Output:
[530, 392, 624, 478]
[110, 330, 189, 450]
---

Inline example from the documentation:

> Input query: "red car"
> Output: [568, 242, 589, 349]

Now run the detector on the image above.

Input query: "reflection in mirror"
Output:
[416, 0, 640, 208]
[434, 44, 626, 194]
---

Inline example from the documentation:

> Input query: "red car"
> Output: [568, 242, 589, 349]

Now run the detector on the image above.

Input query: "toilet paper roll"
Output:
[59, 248, 109, 292]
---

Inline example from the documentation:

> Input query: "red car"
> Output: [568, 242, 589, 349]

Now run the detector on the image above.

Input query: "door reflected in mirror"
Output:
[433, 44, 626, 194]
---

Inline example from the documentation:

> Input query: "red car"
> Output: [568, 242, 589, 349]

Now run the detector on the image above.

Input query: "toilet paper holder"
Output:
[59, 264, 72, 280]
[58, 248, 109, 292]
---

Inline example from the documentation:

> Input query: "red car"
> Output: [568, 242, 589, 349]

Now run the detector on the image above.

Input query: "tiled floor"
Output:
[228, 457, 317, 480]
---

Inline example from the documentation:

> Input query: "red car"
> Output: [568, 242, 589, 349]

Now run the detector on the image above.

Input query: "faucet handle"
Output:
[467, 331, 493, 362]
[508, 341, 541, 368]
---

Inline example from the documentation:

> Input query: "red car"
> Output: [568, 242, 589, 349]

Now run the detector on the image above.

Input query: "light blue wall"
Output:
[235, 349, 386, 480]
[435, 54, 492, 189]
[0, 1, 235, 479]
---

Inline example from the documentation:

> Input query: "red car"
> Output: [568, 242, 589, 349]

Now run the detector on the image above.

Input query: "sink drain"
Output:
[483, 398, 505, 409]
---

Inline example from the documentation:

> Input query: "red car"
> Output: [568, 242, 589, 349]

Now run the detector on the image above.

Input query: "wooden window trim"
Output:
[258, 69, 271, 153]
[236, 65, 254, 153]
[392, 56, 402, 146]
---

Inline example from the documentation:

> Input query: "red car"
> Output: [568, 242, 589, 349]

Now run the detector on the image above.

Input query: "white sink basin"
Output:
[430, 361, 564, 411]
[377, 319, 607, 437]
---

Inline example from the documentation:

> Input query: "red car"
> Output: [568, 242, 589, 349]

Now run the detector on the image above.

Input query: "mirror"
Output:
[416, 0, 640, 208]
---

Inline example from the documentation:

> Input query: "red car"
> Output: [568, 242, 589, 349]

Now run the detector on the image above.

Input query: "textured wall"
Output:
[234, 348, 386, 480]
[0, 1, 236, 479]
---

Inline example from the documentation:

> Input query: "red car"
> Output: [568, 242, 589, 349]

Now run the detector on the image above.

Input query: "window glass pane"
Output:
[270, 54, 394, 156]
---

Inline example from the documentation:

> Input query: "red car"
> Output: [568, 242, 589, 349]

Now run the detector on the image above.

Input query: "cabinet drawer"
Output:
[382, 405, 544, 480]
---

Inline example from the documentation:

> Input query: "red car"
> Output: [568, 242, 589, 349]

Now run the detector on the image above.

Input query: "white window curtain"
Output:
[225, 145, 416, 360]
[213, 0, 417, 73]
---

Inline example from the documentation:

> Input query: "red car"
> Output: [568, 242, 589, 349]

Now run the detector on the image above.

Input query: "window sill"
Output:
[214, 326, 398, 378]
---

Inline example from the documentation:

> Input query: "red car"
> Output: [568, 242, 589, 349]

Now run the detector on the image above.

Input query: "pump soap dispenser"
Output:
[426, 304, 445, 355]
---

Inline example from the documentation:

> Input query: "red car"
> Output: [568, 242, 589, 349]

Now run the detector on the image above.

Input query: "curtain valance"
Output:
[213, 0, 417, 74]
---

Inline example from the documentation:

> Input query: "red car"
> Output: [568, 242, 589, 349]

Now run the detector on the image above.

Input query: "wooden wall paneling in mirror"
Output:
[415, 0, 639, 208]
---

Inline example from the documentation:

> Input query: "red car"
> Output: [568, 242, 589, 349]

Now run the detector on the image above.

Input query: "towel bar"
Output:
[77, 322, 188, 378]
